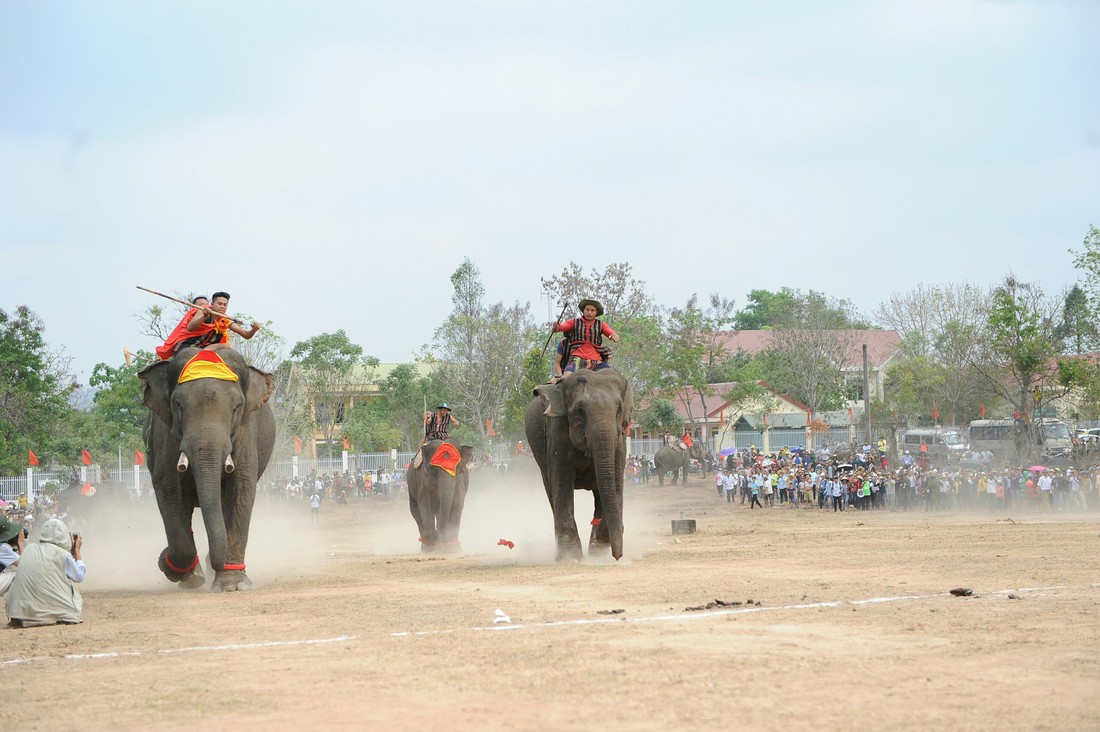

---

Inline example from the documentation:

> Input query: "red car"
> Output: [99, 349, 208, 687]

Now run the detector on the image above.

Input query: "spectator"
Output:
[6, 517, 86, 627]
[0, 515, 26, 598]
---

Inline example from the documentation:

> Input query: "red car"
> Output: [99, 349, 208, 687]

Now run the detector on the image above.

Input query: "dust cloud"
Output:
[67, 466, 671, 594]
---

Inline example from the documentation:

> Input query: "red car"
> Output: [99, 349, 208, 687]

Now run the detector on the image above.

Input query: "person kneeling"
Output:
[6, 518, 86, 628]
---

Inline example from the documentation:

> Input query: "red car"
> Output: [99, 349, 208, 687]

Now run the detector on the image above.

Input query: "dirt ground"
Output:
[4, 470, 1099, 732]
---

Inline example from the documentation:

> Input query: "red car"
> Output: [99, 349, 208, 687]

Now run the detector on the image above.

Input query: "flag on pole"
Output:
[980, 403, 986, 418]
[343, 436, 350, 451]
[848, 407, 854, 425]
[28, 450, 39, 466]
[81, 449, 92, 465]
[293, 436, 302, 455]
[134, 450, 145, 466]
[931, 405, 939, 421]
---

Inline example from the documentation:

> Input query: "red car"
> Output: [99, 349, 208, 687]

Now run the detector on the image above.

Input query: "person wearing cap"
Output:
[551, 298, 621, 379]
[6, 517, 86, 627]
[424, 403, 461, 442]
[0, 515, 26, 598]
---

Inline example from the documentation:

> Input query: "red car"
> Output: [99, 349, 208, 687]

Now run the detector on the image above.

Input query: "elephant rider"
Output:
[550, 298, 621, 380]
[415, 404, 461, 468]
[156, 291, 261, 360]
[681, 430, 694, 449]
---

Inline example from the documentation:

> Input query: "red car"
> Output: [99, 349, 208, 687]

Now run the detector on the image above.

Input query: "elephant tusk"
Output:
[176, 453, 189, 473]
[224, 454, 235, 473]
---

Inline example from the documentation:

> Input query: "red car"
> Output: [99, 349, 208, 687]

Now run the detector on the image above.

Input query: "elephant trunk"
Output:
[182, 436, 230, 571]
[591, 426, 624, 560]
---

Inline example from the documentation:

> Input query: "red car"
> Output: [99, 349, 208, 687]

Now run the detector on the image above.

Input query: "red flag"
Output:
[931, 405, 939, 421]
[134, 450, 145, 466]
[81, 449, 92, 465]
[486, 418, 496, 437]
[806, 411, 811, 426]
[293, 436, 303, 455]
[980, 403, 986, 418]
[28, 450, 39, 466]
[848, 407, 854, 424]
[762, 414, 768, 427]
[343, 436, 350, 450]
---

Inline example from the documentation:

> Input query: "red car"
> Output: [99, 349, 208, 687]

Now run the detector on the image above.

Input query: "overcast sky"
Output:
[2, 0, 1097, 383]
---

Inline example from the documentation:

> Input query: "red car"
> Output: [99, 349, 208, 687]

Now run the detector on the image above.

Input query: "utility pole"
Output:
[863, 344, 873, 444]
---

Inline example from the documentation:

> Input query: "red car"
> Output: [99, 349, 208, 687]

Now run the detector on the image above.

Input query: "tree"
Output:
[639, 398, 681, 435]
[1069, 223, 1100, 311]
[0, 307, 78, 473]
[1053, 284, 1098, 355]
[736, 288, 868, 330]
[289, 331, 370, 462]
[346, 363, 437, 451]
[88, 359, 147, 439]
[968, 276, 1064, 462]
[430, 259, 537, 447]
[758, 296, 864, 417]
[876, 282, 993, 424]
[660, 294, 738, 439]
[540, 261, 660, 395]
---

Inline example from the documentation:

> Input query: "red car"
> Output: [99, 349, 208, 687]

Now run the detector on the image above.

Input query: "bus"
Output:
[967, 418, 1072, 462]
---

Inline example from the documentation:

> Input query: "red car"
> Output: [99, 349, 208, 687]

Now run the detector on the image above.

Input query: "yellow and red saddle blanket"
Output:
[179, 350, 239, 384]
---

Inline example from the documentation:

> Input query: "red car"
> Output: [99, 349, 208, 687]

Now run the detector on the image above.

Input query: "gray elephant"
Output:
[406, 439, 472, 552]
[654, 442, 704, 486]
[524, 368, 632, 561]
[139, 346, 275, 592]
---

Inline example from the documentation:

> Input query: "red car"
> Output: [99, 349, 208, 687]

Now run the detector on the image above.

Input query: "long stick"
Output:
[542, 301, 570, 356]
[136, 285, 247, 325]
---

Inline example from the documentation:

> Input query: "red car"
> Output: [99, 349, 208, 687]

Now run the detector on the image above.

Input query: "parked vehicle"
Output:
[968, 418, 1072, 462]
[900, 428, 967, 463]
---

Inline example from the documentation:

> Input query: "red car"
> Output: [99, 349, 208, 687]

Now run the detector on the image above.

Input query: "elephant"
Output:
[406, 439, 473, 552]
[138, 346, 275, 592]
[524, 368, 632, 562]
[654, 442, 704, 486]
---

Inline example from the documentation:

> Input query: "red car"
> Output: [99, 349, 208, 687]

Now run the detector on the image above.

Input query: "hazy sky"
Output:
[2, 0, 1097, 383]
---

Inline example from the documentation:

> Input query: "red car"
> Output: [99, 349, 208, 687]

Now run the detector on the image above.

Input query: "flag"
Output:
[980, 403, 986, 418]
[134, 450, 145, 466]
[806, 411, 811, 426]
[931, 405, 939, 421]
[81, 449, 92, 465]
[848, 407, 854, 424]
[343, 436, 350, 450]
[28, 450, 39, 466]
[293, 436, 302, 455]
[486, 418, 496, 437]
[80, 483, 96, 496]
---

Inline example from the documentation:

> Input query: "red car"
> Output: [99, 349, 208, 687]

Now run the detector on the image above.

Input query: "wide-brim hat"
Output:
[578, 299, 604, 317]
[0, 514, 19, 543]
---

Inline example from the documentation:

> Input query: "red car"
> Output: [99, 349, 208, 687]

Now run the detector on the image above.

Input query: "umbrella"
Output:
[1028, 465, 1046, 472]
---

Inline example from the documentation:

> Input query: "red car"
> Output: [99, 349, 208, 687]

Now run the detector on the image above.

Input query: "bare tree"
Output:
[430, 259, 537, 446]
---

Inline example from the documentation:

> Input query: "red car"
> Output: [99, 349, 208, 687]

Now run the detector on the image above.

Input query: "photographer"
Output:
[0, 515, 26, 598]
[6, 517, 86, 627]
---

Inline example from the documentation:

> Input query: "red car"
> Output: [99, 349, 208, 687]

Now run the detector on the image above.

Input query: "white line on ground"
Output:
[3, 584, 1096, 666]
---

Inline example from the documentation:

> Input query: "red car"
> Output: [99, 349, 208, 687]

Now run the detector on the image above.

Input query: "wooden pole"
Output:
[136, 285, 247, 325]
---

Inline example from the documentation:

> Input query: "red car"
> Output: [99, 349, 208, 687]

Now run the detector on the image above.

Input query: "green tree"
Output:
[289, 331, 371, 462]
[735, 288, 868, 330]
[1053, 284, 1098, 354]
[969, 276, 1064, 461]
[639, 398, 681, 435]
[429, 259, 537, 446]
[660, 294, 738, 439]
[88, 359, 147, 438]
[0, 307, 78, 473]
[1068, 223, 1100, 310]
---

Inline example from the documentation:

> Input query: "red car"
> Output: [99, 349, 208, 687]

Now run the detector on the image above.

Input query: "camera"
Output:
[71, 533, 80, 545]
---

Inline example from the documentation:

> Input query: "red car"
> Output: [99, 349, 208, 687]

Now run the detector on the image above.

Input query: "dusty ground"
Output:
[4, 471, 1099, 732]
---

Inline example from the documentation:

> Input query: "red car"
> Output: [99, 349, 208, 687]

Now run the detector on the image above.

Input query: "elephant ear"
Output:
[138, 360, 174, 426]
[243, 366, 274, 414]
[533, 383, 566, 418]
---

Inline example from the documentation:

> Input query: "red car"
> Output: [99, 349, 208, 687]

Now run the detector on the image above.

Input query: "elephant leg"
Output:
[588, 490, 612, 555]
[549, 465, 582, 562]
[418, 478, 441, 552]
[152, 472, 204, 587]
[441, 479, 466, 551]
[211, 469, 257, 593]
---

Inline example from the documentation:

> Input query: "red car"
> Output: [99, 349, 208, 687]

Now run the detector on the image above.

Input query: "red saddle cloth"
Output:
[430, 443, 463, 476]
